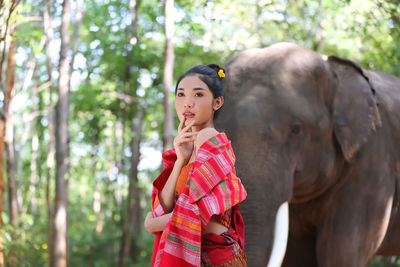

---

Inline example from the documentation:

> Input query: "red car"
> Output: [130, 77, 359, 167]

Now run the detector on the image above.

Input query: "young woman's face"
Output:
[175, 75, 216, 128]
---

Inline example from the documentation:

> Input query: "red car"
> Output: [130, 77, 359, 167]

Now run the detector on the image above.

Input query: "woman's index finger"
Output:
[181, 119, 195, 133]
[178, 117, 186, 132]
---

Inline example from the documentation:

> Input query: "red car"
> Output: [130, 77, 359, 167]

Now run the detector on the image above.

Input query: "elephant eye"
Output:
[290, 123, 302, 135]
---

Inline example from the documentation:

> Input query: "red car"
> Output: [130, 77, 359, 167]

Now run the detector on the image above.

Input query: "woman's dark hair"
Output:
[174, 64, 225, 119]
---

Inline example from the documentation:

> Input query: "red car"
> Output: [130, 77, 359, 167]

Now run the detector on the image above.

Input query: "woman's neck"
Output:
[191, 120, 214, 132]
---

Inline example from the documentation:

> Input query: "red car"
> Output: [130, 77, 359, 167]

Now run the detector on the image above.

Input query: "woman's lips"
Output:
[183, 111, 195, 118]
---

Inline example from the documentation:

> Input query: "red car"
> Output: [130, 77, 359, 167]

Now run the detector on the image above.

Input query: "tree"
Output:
[118, 0, 144, 266]
[43, 0, 56, 264]
[53, 0, 71, 265]
[0, 1, 19, 265]
[162, 0, 175, 151]
[0, 117, 4, 267]
[4, 12, 18, 267]
[5, 22, 17, 232]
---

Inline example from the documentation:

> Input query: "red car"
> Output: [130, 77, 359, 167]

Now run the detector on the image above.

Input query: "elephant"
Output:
[215, 42, 400, 267]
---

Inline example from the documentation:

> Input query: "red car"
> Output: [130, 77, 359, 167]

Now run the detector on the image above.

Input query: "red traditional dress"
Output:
[151, 132, 247, 267]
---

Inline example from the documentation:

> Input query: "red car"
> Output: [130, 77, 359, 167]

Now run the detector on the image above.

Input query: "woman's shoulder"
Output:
[195, 128, 220, 150]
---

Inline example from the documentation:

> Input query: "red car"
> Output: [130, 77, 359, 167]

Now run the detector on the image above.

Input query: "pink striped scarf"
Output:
[151, 132, 247, 266]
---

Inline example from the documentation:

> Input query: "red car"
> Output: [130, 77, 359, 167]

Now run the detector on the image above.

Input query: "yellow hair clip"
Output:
[218, 69, 225, 79]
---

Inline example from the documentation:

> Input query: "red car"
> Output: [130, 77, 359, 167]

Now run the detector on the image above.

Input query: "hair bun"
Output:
[207, 64, 226, 79]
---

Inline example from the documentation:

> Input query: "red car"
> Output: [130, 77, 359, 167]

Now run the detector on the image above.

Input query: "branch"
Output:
[37, 81, 52, 93]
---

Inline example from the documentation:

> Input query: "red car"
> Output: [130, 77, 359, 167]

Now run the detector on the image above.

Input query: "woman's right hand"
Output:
[173, 117, 198, 164]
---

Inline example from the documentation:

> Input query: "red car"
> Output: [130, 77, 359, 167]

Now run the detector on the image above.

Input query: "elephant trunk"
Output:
[236, 153, 293, 266]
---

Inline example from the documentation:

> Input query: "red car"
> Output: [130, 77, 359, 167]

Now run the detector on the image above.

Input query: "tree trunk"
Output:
[114, 119, 124, 210]
[68, 0, 82, 81]
[5, 22, 17, 228]
[130, 108, 143, 247]
[0, 0, 19, 91]
[29, 133, 38, 213]
[91, 145, 103, 233]
[5, 21, 17, 267]
[43, 0, 55, 264]
[0, 2, 18, 266]
[54, 0, 70, 265]
[118, 108, 144, 267]
[64, 1, 81, 263]
[306, 0, 324, 52]
[255, 0, 265, 47]
[118, 0, 142, 265]
[0, 117, 5, 267]
[0, 2, 19, 266]
[29, 93, 39, 214]
[162, 0, 174, 151]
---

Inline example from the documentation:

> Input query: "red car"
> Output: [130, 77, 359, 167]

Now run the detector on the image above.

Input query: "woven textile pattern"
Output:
[151, 133, 247, 267]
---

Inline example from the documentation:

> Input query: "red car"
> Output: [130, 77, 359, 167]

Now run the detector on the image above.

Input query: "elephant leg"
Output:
[283, 232, 318, 267]
[316, 173, 394, 267]
[376, 199, 400, 255]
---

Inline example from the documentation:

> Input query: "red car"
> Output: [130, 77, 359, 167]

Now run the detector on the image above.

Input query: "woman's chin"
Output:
[184, 118, 195, 125]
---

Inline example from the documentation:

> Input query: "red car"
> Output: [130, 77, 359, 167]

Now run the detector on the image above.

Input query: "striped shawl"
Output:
[151, 132, 247, 266]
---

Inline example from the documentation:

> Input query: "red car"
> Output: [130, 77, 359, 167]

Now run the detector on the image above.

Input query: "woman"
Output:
[144, 64, 247, 267]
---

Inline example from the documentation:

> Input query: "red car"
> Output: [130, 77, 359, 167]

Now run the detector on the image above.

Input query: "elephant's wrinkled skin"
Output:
[215, 43, 400, 267]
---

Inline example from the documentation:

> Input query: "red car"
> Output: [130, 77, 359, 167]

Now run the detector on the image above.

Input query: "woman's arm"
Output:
[144, 212, 172, 234]
[158, 158, 184, 213]
[158, 118, 196, 214]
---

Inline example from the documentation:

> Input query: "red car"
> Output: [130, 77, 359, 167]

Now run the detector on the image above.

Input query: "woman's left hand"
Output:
[144, 212, 156, 236]
[144, 211, 173, 235]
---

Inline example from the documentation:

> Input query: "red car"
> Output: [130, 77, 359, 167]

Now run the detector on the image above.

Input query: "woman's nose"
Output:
[184, 102, 193, 108]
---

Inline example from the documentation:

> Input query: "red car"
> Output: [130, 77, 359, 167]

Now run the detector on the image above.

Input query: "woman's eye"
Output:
[195, 93, 203, 97]
[177, 92, 184, 97]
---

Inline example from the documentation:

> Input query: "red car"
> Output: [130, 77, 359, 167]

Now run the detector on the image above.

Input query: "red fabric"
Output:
[150, 150, 177, 266]
[201, 228, 240, 265]
[210, 209, 232, 229]
[201, 205, 244, 265]
[157, 252, 198, 267]
[152, 150, 177, 204]
[150, 133, 247, 266]
[233, 204, 245, 250]
[151, 232, 161, 266]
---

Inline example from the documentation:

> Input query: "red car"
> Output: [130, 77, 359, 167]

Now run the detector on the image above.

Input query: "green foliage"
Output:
[370, 256, 400, 267]
[1, 213, 49, 266]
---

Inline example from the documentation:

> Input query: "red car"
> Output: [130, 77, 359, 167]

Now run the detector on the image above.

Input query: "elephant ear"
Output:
[328, 56, 382, 162]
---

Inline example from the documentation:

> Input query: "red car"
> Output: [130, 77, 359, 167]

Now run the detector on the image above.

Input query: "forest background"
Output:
[0, 0, 399, 266]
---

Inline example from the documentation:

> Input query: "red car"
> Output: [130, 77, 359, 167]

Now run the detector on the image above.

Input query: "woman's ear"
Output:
[213, 96, 224, 111]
